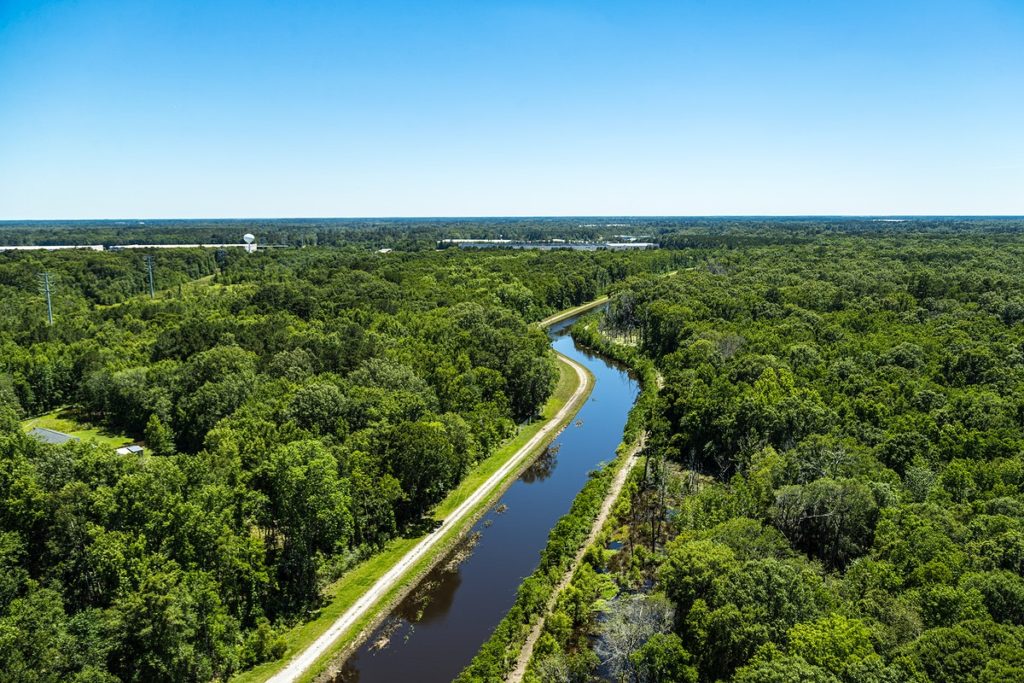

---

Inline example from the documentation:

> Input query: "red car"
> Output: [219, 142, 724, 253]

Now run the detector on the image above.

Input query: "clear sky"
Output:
[1, 0, 1022, 219]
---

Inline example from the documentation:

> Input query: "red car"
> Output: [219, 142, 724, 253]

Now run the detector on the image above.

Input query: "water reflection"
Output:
[520, 443, 559, 483]
[336, 532, 479, 682]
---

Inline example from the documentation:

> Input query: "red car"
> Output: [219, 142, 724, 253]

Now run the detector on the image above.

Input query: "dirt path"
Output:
[537, 296, 610, 328]
[266, 354, 591, 683]
[507, 433, 647, 682]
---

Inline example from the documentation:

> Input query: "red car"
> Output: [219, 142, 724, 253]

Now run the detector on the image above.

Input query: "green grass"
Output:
[233, 357, 592, 683]
[21, 408, 133, 449]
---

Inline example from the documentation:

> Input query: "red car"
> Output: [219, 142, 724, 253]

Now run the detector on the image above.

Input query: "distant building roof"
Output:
[604, 242, 659, 249]
[28, 427, 79, 445]
[439, 239, 513, 244]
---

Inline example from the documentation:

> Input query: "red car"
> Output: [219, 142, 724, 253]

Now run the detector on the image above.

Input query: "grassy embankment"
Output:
[235, 351, 592, 683]
[537, 296, 610, 328]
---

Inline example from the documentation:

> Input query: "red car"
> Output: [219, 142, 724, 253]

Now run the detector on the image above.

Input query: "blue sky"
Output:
[1, 0, 1022, 218]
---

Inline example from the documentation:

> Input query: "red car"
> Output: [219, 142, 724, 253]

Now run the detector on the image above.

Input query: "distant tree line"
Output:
[4, 215, 1021, 251]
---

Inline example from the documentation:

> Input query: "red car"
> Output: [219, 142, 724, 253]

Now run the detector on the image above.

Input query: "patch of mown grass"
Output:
[21, 408, 133, 449]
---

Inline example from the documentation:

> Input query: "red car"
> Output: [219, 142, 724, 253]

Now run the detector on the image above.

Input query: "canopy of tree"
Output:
[0, 241, 682, 681]
[535, 228, 1024, 682]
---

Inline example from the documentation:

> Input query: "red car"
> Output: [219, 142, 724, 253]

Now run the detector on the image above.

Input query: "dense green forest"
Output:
[527, 231, 1024, 682]
[0, 242, 680, 681]
[5, 221, 1024, 682]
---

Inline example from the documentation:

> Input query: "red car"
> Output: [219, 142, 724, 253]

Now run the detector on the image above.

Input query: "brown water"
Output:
[332, 316, 639, 683]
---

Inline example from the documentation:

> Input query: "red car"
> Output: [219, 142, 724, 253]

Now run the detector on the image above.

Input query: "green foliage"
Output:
[733, 646, 840, 683]
[0, 242, 682, 681]
[565, 228, 1024, 681]
[8, 223, 1024, 681]
[631, 632, 698, 683]
[893, 619, 1024, 682]
[143, 414, 174, 457]
[787, 614, 876, 677]
[658, 539, 738, 617]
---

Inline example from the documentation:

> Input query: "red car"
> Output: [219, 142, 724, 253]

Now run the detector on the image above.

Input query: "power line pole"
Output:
[39, 272, 53, 325]
[144, 255, 155, 298]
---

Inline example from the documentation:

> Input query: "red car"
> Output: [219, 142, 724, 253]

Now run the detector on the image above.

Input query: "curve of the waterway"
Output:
[332, 313, 639, 683]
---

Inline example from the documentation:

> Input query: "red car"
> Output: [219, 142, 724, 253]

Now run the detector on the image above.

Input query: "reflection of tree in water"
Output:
[521, 444, 560, 483]
[395, 564, 461, 626]
[396, 531, 481, 625]
[334, 533, 483, 683]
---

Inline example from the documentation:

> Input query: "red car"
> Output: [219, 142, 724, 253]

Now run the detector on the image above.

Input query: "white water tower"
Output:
[243, 233, 257, 254]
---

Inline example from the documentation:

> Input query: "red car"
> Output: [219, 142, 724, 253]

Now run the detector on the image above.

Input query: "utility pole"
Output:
[144, 255, 155, 298]
[39, 272, 53, 325]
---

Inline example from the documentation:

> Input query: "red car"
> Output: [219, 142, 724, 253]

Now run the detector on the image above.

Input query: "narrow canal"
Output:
[333, 313, 639, 683]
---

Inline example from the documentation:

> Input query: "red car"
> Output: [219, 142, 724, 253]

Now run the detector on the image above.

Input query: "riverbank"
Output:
[455, 319, 658, 683]
[514, 319, 668, 682]
[236, 349, 594, 683]
[453, 430, 640, 683]
[507, 433, 646, 681]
